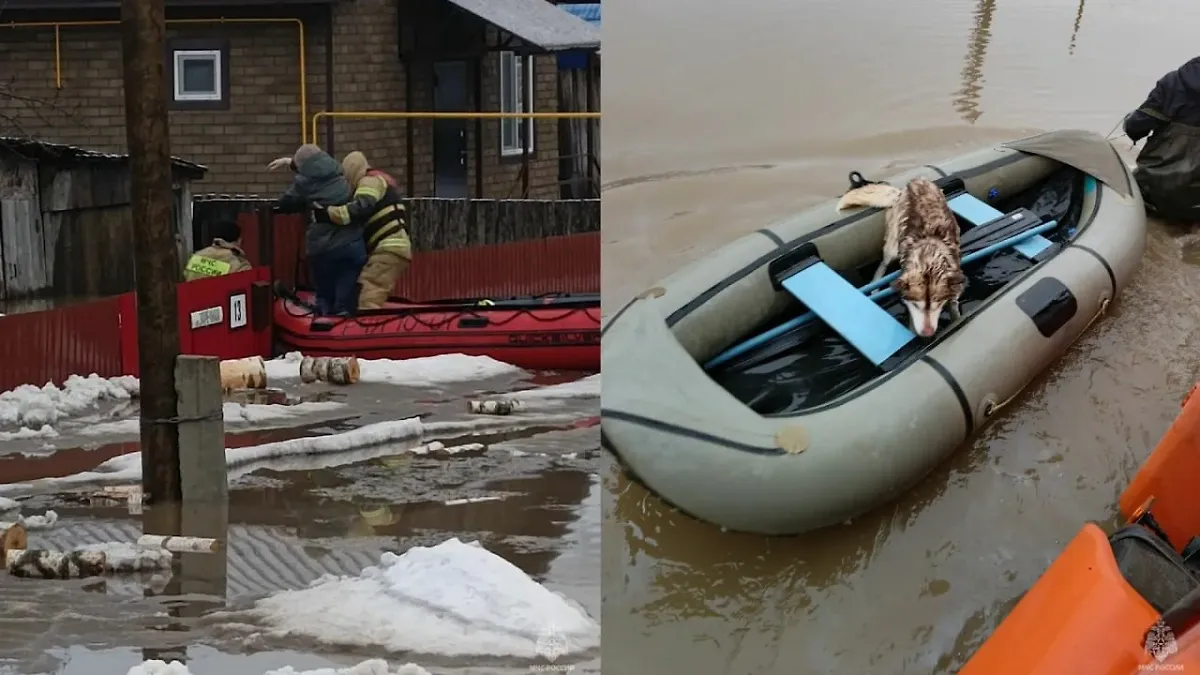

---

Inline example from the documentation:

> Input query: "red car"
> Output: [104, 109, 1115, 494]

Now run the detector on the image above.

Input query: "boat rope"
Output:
[1081, 295, 1112, 334]
[1104, 116, 1125, 140]
[279, 296, 601, 330]
[1104, 115, 1139, 150]
[285, 280, 574, 308]
[982, 391, 1020, 419]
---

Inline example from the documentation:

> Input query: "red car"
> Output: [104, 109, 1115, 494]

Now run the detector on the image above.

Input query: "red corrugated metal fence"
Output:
[393, 233, 601, 300]
[0, 270, 274, 391]
[0, 297, 125, 392]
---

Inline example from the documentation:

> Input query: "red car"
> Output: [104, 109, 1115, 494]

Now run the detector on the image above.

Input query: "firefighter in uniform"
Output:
[323, 151, 413, 310]
[184, 219, 252, 281]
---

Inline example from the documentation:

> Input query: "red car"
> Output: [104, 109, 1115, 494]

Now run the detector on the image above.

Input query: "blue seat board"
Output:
[947, 193, 1052, 258]
[779, 262, 915, 366]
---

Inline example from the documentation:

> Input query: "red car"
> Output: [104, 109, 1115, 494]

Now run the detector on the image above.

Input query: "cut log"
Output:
[136, 534, 220, 553]
[84, 543, 173, 573]
[6, 549, 107, 579]
[5, 543, 173, 578]
[219, 356, 268, 392]
[468, 399, 526, 415]
[299, 356, 360, 385]
[440, 443, 487, 454]
[95, 485, 143, 498]
[1, 523, 26, 557]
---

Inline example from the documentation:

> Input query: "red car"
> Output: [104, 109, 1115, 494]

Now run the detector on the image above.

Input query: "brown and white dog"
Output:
[837, 178, 965, 338]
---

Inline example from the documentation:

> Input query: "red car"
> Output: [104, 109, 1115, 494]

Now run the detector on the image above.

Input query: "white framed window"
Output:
[173, 49, 222, 102]
[499, 51, 534, 156]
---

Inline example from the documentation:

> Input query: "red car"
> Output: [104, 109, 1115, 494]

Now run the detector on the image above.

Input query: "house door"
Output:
[433, 60, 469, 198]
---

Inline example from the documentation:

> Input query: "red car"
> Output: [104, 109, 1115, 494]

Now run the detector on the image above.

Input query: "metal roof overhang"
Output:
[440, 0, 600, 52]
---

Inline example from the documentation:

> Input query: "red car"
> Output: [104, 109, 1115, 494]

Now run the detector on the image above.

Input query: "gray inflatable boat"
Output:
[601, 130, 1146, 535]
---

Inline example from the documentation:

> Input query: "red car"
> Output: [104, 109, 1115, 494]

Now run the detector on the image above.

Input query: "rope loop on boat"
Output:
[1082, 296, 1112, 334]
[983, 394, 1016, 418]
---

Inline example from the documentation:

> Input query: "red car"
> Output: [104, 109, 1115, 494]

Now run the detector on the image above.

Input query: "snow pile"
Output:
[9, 509, 57, 530]
[127, 660, 430, 675]
[0, 373, 349, 441]
[0, 412, 581, 497]
[22, 509, 58, 529]
[128, 662, 192, 675]
[226, 538, 599, 659]
[466, 374, 600, 414]
[78, 401, 348, 437]
[0, 494, 58, 530]
[263, 662, 430, 675]
[0, 424, 57, 442]
[264, 351, 523, 387]
[511, 374, 600, 401]
[223, 400, 345, 424]
[0, 507, 58, 531]
[0, 374, 138, 430]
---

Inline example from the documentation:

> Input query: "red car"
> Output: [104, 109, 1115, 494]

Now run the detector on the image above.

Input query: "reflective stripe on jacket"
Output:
[183, 241, 252, 281]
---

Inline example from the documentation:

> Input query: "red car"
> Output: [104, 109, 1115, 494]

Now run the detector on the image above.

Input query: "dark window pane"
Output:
[180, 57, 216, 94]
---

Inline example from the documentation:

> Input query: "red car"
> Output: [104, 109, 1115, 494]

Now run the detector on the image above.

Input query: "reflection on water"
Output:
[603, 0, 1200, 672]
[954, 0, 996, 123]
[1069, 0, 1087, 56]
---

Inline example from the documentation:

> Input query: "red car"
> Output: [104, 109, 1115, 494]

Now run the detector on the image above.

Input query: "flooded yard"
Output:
[0, 354, 599, 675]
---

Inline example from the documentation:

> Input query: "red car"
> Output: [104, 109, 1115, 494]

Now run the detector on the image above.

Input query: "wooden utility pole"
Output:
[121, 0, 183, 504]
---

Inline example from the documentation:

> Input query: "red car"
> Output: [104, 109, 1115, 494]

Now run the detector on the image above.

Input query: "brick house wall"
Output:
[472, 48, 561, 199]
[0, 2, 561, 199]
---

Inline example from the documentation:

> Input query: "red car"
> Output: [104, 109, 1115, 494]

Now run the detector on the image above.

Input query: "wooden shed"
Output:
[0, 137, 206, 302]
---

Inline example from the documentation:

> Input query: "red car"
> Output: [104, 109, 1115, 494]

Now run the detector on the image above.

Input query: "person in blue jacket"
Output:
[269, 144, 365, 318]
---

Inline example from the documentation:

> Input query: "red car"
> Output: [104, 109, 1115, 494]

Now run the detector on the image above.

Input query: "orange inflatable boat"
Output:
[961, 383, 1200, 674]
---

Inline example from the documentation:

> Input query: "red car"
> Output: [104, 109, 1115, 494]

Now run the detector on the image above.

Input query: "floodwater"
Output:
[0, 376, 600, 674]
[602, 0, 1200, 673]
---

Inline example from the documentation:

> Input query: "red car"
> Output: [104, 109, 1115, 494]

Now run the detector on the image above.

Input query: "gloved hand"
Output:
[266, 156, 293, 172]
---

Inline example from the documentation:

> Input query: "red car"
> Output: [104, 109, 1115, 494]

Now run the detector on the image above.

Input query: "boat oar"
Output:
[703, 220, 1059, 370]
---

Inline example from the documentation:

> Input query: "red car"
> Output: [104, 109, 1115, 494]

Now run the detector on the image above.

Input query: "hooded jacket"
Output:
[325, 151, 412, 259]
[273, 145, 360, 256]
[1125, 56, 1200, 221]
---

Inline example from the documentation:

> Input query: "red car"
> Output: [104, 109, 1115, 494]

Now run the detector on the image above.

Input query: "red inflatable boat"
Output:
[273, 290, 600, 372]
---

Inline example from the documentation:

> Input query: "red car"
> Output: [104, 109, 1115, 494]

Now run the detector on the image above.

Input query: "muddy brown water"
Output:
[602, 0, 1200, 673]
[0, 378, 600, 674]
